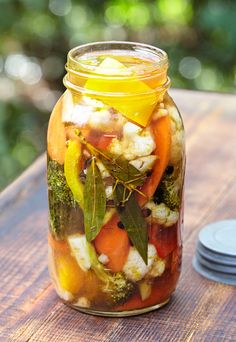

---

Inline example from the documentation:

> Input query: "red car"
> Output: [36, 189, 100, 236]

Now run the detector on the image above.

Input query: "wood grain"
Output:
[0, 89, 236, 342]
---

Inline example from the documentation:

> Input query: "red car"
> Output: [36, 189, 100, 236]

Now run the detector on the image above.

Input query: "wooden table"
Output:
[0, 90, 235, 342]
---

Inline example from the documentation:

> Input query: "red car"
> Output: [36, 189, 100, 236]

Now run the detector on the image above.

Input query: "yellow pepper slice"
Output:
[64, 140, 84, 209]
[56, 253, 85, 294]
[85, 57, 159, 127]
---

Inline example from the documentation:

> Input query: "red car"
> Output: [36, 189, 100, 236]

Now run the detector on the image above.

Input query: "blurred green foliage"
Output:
[0, 0, 236, 190]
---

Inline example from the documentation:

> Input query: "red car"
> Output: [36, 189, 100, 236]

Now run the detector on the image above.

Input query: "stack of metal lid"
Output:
[193, 220, 236, 286]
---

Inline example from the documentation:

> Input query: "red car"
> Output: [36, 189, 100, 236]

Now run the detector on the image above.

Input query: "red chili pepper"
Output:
[148, 223, 178, 258]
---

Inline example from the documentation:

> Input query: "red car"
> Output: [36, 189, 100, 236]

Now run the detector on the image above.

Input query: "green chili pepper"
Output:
[64, 140, 84, 209]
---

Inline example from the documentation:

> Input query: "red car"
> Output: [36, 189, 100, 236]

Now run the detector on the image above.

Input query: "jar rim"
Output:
[66, 41, 168, 78]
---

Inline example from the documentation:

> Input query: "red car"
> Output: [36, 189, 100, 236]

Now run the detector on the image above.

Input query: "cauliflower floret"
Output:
[62, 93, 124, 131]
[148, 257, 166, 277]
[67, 234, 91, 271]
[56, 287, 74, 302]
[109, 123, 156, 161]
[169, 105, 183, 130]
[129, 155, 157, 173]
[96, 160, 110, 178]
[82, 96, 105, 109]
[138, 256, 166, 300]
[109, 138, 123, 155]
[170, 128, 185, 165]
[105, 185, 113, 199]
[124, 132, 156, 160]
[123, 122, 142, 137]
[98, 253, 109, 265]
[122, 244, 157, 282]
[62, 91, 93, 125]
[152, 102, 169, 120]
[75, 297, 91, 308]
[88, 108, 113, 131]
[145, 201, 179, 227]
[168, 105, 185, 165]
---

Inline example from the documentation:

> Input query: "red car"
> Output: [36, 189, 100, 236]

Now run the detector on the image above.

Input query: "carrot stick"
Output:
[47, 95, 67, 164]
[94, 215, 130, 273]
[138, 115, 171, 206]
[48, 233, 70, 253]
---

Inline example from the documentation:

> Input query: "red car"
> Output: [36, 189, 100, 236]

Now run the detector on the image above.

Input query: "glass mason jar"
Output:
[47, 41, 185, 317]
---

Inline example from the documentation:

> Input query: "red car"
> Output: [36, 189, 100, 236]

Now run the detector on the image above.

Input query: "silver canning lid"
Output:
[193, 220, 236, 286]
[192, 256, 236, 286]
[197, 242, 236, 266]
[198, 220, 236, 256]
[196, 251, 236, 274]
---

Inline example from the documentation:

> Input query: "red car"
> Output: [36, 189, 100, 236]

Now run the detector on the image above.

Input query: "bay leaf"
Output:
[98, 150, 146, 188]
[75, 129, 146, 189]
[84, 158, 106, 241]
[114, 183, 148, 264]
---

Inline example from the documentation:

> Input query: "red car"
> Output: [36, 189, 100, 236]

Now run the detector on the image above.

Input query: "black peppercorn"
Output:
[142, 208, 152, 217]
[117, 221, 125, 229]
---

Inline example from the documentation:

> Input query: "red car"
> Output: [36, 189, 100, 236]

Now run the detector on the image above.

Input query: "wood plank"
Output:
[0, 90, 236, 342]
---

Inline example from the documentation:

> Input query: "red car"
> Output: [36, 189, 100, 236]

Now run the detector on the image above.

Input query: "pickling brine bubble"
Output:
[47, 41, 185, 316]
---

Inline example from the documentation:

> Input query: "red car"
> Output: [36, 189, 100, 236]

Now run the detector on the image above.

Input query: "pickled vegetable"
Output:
[47, 43, 184, 315]
[85, 57, 160, 127]
[47, 94, 67, 164]
[64, 140, 84, 208]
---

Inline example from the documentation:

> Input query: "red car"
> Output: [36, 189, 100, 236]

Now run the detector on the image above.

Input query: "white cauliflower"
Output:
[124, 132, 156, 160]
[75, 297, 91, 308]
[62, 93, 124, 131]
[96, 160, 110, 179]
[170, 128, 185, 165]
[152, 102, 169, 120]
[109, 122, 156, 161]
[109, 138, 123, 155]
[123, 121, 142, 137]
[88, 108, 112, 131]
[145, 201, 179, 227]
[148, 257, 166, 277]
[122, 244, 157, 282]
[98, 253, 109, 265]
[56, 287, 74, 302]
[62, 91, 93, 125]
[82, 96, 105, 109]
[138, 257, 166, 300]
[105, 185, 113, 199]
[129, 155, 157, 173]
[67, 234, 92, 271]
[168, 105, 185, 165]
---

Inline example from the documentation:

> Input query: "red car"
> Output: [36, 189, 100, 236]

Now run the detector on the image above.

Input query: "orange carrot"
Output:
[47, 95, 67, 164]
[48, 233, 70, 253]
[94, 215, 130, 273]
[138, 115, 171, 206]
